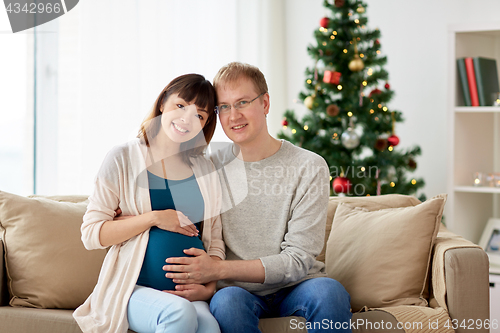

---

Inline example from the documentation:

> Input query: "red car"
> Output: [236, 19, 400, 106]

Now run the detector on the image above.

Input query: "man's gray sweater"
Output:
[210, 140, 330, 296]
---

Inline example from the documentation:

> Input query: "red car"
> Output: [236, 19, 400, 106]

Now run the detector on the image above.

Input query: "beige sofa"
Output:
[0, 192, 490, 333]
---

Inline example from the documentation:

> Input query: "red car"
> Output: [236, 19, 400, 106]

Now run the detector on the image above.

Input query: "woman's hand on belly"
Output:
[163, 281, 216, 301]
[151, 209, 199, 237]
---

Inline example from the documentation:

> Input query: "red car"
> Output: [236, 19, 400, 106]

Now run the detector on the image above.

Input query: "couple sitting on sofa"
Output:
[73, 62, 352, 333]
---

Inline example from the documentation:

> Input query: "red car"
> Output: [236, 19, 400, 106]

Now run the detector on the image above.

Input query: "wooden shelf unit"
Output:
[447, 23, 500, 244]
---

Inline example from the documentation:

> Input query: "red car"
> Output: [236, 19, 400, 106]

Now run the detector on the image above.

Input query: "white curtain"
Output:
[35, 0, 287, 195]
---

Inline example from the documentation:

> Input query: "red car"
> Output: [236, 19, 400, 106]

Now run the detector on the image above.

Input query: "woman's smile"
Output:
[172, 122, 190, 134]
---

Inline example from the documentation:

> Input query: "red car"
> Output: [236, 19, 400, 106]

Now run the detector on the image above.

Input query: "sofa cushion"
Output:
[0, 191, 106, 309]
[317, 194, 421, 263]
[257, 311, 403, 333]
[0, 307, 137, 333]
[325, 194, 446, 312]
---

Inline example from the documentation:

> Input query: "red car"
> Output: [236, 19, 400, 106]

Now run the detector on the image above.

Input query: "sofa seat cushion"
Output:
[0, 191, 106, 309]
[326, 194, 446, 311]
[0, 307, 136, 333]
[257, 311, 403, 333]
[0, 307, 82, 333]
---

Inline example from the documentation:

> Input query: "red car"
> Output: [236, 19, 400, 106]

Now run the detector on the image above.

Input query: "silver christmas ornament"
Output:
[341, 128, 360, 149]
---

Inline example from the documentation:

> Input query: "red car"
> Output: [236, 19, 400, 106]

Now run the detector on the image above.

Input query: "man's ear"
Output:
[263, 93, 270, 116]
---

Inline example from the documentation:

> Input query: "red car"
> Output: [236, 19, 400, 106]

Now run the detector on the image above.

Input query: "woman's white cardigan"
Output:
[73, 139, 225, 333]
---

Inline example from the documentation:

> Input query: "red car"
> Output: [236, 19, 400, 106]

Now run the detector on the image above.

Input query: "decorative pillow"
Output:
[0, 191, 106, 309]
[317, 194, 421, 263]
[325, 194, 446, 312]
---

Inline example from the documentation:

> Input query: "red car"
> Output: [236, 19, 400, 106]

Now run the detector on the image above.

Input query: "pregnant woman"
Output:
[73, 74, 224, 333]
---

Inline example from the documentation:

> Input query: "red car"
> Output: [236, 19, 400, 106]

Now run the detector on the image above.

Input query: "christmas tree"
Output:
[278, 0, 425, 199]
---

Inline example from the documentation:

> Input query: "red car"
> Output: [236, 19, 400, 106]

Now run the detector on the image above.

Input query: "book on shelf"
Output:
[457, 58, 471, 106]
[457, 57, 500, 107]
[464, 57, 480, 107]
[473, 57, 500, 106]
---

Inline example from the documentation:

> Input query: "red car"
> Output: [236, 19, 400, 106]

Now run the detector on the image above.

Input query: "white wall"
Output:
[4, 0, 500, 197]
[284, 0, 500, 199]
[31, 0, 291, 196]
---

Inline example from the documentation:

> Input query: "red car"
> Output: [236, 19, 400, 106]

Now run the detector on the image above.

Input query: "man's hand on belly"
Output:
[163, 249, 220, 285]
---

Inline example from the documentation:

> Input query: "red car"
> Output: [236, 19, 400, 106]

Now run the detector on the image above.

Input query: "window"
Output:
[0, 11, 32, 195]
[3, 0, 287, 195]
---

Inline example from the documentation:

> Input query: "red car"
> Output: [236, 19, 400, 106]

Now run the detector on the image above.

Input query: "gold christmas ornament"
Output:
[304, 95, 315, 110]
[356, 6, 365, 13]
[348, 39, 365, 72]
[349, 54, 365, 72]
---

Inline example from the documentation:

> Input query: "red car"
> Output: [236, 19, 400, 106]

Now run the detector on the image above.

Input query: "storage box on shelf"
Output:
[447, 22, 500, 244]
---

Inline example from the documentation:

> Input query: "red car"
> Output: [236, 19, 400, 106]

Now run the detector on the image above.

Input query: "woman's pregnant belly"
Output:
[137, 226, 204, 291]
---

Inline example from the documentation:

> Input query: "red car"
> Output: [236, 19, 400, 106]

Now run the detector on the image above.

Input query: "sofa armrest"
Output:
[444, 247, 489, 333]
[430, 225, 489, 333]
[0, 238, 9, 306]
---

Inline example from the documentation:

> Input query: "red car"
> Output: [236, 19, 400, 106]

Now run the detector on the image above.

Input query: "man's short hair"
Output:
[213, 62, 268, 95]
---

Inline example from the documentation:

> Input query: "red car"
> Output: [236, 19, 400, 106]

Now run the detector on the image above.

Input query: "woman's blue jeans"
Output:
[210, 277, 352, 333]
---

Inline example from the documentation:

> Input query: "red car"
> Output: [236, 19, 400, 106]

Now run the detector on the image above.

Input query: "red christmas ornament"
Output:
[320, 17, 329, 28]
[375, 39, 380, 45]
[384, 82, 390, 89]
[323, 70, 342, 85]
[369, 88, 382, 97]
[332, 177, 352, 193]
[388, 135, 400, 147]
[282, 119, 288, 127]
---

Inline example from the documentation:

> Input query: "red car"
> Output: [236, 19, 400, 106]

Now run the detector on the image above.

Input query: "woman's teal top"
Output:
[136, 171, 204, 291]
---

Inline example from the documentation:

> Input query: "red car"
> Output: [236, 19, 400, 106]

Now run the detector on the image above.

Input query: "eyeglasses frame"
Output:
[215, 92, 267, 115]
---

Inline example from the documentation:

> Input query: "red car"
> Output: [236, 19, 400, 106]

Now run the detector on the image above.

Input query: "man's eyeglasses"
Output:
[215, 92, 267, 115]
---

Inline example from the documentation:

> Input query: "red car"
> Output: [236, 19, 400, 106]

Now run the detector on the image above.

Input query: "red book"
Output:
[465, 57, 480, 106]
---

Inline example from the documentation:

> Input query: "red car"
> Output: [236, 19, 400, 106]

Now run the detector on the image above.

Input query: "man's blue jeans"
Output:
[210, 277, 352, 333]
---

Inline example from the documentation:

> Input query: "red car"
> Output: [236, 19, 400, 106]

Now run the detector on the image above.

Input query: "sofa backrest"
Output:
[0, 192, 105, 309]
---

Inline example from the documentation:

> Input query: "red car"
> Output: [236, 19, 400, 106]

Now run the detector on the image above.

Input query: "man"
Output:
[164, 62, 352, 332]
